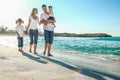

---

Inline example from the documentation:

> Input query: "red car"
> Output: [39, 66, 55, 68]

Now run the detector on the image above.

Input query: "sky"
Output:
[0, 0, 120, 36]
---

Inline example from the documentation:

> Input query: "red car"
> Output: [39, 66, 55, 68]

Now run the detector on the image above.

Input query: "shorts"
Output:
[44, 30, 54, 44]
[17, 37, 23, 47]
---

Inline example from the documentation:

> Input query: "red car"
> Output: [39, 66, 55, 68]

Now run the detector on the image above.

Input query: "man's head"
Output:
[42, 4, 47, 12]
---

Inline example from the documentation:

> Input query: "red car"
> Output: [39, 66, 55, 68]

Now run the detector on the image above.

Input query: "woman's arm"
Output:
[38, 19, 43, 26]
[26, 18, 31, 33]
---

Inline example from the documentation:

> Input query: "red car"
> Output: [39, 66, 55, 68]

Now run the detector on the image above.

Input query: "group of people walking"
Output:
[15, 4, 56, 57]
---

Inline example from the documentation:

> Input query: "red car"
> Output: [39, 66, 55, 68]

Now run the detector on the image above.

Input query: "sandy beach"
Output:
[0, 36, 120, 80]
[0, 45, 94, 80]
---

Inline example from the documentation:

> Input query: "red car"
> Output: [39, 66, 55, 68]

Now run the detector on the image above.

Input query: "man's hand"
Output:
[48, 20, 55, 23]
[41, 20, 47, 25]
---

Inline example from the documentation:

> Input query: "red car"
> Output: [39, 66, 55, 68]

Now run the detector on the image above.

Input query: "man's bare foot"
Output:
[43, 51, 46, 55]
[48, 53, 53, 57]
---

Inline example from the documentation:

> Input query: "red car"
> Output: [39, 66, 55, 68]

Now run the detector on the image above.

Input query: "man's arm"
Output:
[40, 14, 55, 25]
[47, 20, 55, 23]
[40, 19, 55, 25]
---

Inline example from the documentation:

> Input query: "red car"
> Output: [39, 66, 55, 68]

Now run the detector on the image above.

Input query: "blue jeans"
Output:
[44, 30, 54, 44]
[29, 29, 38, 45]
[17, 37, 23, 47]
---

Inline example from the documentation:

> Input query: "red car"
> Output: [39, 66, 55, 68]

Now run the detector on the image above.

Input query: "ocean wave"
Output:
[55, 49, 120, 62]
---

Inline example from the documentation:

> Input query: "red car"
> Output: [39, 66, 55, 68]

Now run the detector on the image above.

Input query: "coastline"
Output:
[0, 45, 120, 80]
[0, 45, 81, 80]
[0, 35, 120, 80]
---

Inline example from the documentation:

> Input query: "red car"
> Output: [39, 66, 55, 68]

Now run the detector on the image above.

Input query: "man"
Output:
[40, 4, 55, 56]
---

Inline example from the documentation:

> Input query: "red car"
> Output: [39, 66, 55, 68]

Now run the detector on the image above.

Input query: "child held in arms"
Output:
[47, 6, 56, 28]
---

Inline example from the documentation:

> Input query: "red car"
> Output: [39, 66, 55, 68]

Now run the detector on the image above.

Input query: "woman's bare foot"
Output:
[29, 49, 32, 53]
[34, 51, 37, 54]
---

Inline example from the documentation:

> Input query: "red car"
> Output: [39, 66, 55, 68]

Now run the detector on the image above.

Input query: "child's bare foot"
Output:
[18, 49, 21, 51]
[20, 49, 23, 52]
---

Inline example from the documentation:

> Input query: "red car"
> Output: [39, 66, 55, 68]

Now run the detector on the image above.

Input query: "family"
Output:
[15, 4, 56, 57]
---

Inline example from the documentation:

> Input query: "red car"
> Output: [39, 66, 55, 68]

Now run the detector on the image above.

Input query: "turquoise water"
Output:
[25, 37, 120, 56]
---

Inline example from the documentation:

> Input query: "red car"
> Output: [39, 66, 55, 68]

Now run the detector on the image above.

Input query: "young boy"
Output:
[15, 18, 24, 52]
[47, 6, 56, 28]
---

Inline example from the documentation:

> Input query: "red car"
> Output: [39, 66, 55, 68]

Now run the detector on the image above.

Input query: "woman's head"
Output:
[16, 18, 24, 25]
[30, 8, 38, 17]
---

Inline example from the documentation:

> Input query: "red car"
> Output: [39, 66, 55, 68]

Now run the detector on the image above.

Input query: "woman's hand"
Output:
[24, 30, 28, 34]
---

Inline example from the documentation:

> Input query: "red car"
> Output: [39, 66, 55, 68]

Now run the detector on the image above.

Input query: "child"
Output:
[47, 6, 56, 28]
[15, 18, 24, 52]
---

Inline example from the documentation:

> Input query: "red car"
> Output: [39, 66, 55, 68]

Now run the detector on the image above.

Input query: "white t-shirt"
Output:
[40, 13, 54, 31]
[49, 10, 54, 16]
[29, 16, 39, 30]
[15, 25, 24, 37]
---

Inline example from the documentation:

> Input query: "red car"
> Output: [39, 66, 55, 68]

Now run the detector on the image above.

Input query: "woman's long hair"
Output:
[30, 8, 38, 18]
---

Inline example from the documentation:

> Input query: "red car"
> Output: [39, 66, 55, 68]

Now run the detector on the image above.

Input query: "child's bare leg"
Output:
[21, 47, 23, 51]
[52, 23, 56, 28]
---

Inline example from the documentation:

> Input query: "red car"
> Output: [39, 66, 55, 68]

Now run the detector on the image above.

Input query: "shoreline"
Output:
[0, 36, 120, 80]
[0, 45, 120, 80]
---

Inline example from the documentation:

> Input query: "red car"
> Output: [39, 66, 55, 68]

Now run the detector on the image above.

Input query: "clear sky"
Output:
[0, 0, 120, 36]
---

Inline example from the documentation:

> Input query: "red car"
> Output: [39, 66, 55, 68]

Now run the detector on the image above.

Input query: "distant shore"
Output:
[0, 32, 112, 37]
[54, 33, 112, 37]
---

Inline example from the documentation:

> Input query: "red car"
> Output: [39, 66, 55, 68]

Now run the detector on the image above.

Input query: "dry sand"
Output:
[0, 45, 120, 80]
[0, 45, 93, 80]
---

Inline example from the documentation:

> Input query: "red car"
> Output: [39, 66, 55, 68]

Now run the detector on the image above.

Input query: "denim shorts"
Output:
[29, 29, 38, 45]
[44, 30, 54, 44]
[17, 37, 23, 47]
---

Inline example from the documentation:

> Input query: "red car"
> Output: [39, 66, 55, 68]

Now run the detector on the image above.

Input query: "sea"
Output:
[0, 36, 120, 56]
[50, 37, 120, 56]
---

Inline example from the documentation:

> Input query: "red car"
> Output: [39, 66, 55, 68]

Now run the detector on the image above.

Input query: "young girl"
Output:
[47, 6, 56, 28]
[26, 8, 39, 54]
[15, 18, 24, 52]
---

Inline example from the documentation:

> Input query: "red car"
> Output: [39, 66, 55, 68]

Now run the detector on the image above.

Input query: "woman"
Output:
[26, 8, 39, 54]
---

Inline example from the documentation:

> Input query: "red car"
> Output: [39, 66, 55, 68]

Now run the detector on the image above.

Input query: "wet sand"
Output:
[0, 45, 120, 80]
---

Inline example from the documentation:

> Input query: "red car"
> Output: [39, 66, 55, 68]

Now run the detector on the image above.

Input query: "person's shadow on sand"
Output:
[37, 54, 120, 80]
[20, 52, 120, 80]
[21, 51, 47, 64]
